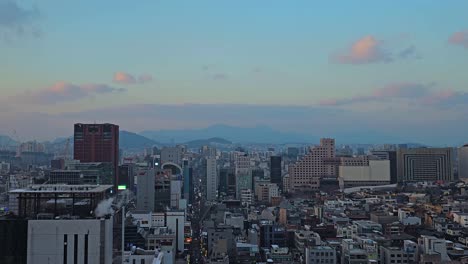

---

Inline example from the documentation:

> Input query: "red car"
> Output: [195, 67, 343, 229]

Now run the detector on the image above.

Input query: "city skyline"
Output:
[1, 1, 468, 143]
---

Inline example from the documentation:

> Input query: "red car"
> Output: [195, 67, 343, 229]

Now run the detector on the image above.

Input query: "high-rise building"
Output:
[73, 123, 119, 187]
[136, 169, 155, 211]
[218, 168, 231, 197]
[289, 138, 336, 191]
[458, 144, 468, 179]
[183, 160, 192, 203]
[371, 150, 397, 184]
[206, 157, 217, 201]
[170, 179, 183, 208]
[118, 163, 135, 191]
[270, 156, 282, 187]
[161, 146, 183, 166]
[397, 148, 453, 182]
[188, 168, 194, 203]
[166, 210, 185, 253]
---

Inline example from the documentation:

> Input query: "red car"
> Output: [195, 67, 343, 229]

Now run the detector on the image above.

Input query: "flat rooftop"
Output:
[9, 184, 113, 193]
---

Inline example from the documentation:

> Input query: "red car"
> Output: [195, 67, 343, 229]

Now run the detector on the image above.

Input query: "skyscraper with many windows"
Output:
[206, 157, 217, 201]
[288, 138, 336, 191]
[73, 123, 119, 187]
[397, 148, 453, 182]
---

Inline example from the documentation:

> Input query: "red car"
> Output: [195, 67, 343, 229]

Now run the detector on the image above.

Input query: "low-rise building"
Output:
[306, 246, 337, 264]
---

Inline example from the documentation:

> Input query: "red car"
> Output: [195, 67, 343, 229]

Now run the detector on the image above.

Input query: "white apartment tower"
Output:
[289, 138, 336, 191]
[206, 157, 217, 201]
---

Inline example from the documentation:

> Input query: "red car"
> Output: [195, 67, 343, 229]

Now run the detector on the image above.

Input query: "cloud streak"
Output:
[449, 30, 468, 48]
[113, 72, 153, 84]
[19, 81, 126, 104]
[332, 35, 421, 64]
[332, 36, 392, 64]
[319, 82, 467, 108]
[212, 73, 228, 80]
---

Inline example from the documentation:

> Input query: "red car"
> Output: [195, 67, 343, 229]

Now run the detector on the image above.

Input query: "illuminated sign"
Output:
[118, 185, 127, 190]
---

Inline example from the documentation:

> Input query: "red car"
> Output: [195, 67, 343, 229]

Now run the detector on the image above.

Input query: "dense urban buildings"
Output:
[5, 122, 468, 264]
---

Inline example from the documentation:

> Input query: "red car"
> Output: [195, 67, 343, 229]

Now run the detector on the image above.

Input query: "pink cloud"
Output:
[113, 72, 136, 84]
[333, 35, 392, 64]
[449, 30, 468, 48]
[113, 72, 153, 84]
[20, 81, 126, 104]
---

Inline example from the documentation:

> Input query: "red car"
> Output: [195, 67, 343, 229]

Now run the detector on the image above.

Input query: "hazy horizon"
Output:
[1, 1, 468, 145]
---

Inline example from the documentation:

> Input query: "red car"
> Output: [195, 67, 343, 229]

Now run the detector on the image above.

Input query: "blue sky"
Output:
[1, 0, 468, 144]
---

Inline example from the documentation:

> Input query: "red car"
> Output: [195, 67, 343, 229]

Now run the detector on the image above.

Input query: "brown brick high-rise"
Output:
[73, 123, 119, 187]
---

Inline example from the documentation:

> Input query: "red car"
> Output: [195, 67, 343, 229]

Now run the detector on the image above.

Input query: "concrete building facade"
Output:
[459, 144, 468, 179]
[137, 169, 155, 211]
[27, 218, 113, 264]
[397, 148, 453, 182]
[338, 160, 391, 188]
[206, 157, 217, 202]
[289, 138, 336, 191]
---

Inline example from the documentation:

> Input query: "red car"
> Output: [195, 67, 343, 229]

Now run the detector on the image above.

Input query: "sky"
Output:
[1, 0, 468, 145]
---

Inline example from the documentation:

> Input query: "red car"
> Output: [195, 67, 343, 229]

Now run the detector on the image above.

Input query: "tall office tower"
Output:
[289, 138, 336, 191]
[270, 156, 282, 187]
[73, 123, 119, 186]
[170, 179, 183, 208]
[235, 154, 251, 200]
[218, 168, 230, 196]
[183, 160, 191, 203]
[118, 163, 135, 191]
[188, 168, 194, 203]
[206, 157, 217, 201]
[136, 169, 155, 211]
[371, 150, 398, 184]
[459, 144, 468, 179]
[397, 148, 453, 182]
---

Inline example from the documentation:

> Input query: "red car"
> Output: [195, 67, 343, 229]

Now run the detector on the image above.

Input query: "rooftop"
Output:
[9, 184, 113, 194]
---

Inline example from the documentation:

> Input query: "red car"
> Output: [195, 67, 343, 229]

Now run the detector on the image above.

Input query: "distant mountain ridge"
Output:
[141, 124, 316, 144]
[0, 135, 18, 147]
[184, 137, 232, 147]
[119, 131, 159, 150]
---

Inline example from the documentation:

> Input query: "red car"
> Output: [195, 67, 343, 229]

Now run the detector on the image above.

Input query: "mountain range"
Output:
[119, 131, 159, 150]
[141, 124, 315, 144]
[0, 135, 18, 147]
[1, 124, 434, 151]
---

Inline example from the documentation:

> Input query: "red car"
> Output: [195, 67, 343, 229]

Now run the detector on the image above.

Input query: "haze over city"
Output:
[1, 1, 468, 144]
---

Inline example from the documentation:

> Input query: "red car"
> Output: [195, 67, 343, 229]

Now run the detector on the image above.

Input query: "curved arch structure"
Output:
[161, 162, 183, 175]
